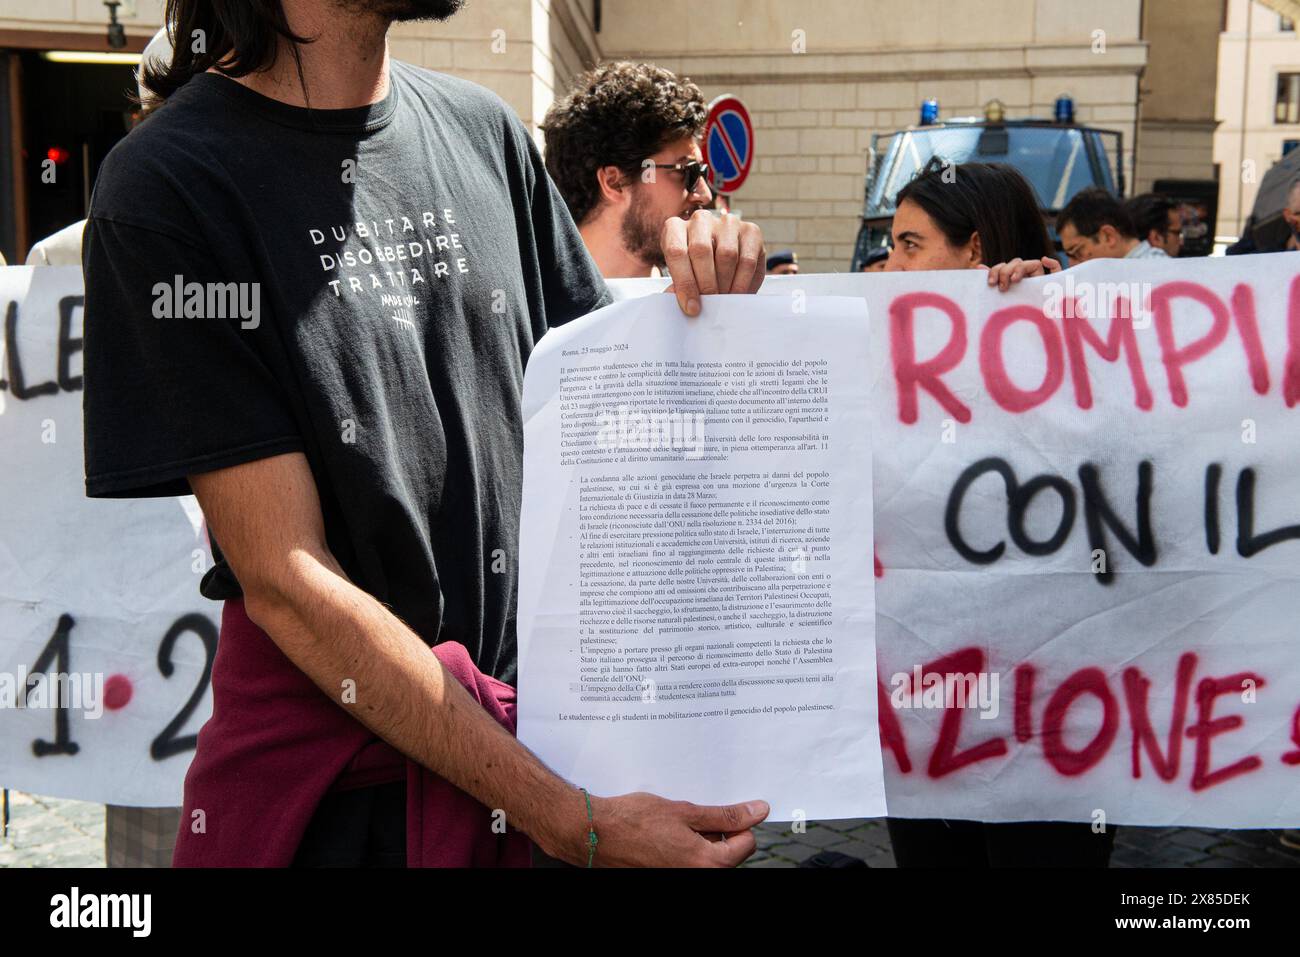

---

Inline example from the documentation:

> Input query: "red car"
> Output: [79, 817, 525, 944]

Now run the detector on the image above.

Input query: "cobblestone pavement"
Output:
[2, 790, 1298, 868]
[749, 820, 1300, 868]
[0, 791, 105, 868]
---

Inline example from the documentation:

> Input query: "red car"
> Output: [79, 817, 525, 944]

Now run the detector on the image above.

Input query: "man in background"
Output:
[1227, 179, 1300, 255]
[1125, 193, 1183, 259]
[542, 61, 762, 285]
[765, 249, 798, 276]
[860, 247, 889, 272]
[1056, 187, 1168, 266]
[1283, 178, 1300, 251]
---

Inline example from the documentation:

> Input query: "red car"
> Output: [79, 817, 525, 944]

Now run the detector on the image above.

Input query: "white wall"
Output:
[1215, 0, 1300, 237]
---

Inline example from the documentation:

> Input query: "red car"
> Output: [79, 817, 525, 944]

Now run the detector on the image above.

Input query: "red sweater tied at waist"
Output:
[172, 598, 532, 868]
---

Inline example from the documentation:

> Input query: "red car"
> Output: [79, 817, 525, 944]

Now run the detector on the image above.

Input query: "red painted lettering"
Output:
[1041, 667, 1119, 776]
[1285, 275, 1300, 408]
[1229, 283, 1271, 396]
[1283, 703, 1300, 767]
[1186, 671, 1266, 791]
[1014, 663, 1035, 744]
[925, 647, 1007, 778]
[877, 679, 912, 774]
[1122, 652, 1196, 781]
[1151, 281, 1231, 408]
[889, 292, 970, 425]
[979, 305, 1065, 413]
[1062, 299, 1153, 411]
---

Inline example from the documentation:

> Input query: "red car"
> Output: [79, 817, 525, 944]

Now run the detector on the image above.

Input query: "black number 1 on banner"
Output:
[28, 614, 79, 757]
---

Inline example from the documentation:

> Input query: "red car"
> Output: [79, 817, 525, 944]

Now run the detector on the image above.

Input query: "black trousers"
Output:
[292, 781, 407, 868]
[886, 817, 1116, 868]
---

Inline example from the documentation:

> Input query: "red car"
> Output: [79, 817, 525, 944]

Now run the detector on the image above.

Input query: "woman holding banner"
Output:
[881, 158, 1116, 868]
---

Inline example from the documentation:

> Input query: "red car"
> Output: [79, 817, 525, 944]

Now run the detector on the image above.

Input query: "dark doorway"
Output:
[13, 51, 138, 261]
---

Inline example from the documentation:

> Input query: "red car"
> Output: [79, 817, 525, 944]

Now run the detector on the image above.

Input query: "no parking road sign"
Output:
[703, 95, 754, 194]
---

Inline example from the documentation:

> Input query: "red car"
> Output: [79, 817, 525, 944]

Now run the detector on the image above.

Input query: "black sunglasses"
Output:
[651, 160, 710, 193]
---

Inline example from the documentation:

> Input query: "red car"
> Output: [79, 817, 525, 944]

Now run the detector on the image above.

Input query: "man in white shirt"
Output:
[1056, 187, 1169, 266]
[24, 220, 86, 266]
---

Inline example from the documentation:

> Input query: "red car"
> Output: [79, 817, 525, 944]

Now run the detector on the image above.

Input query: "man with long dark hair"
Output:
[81, 0, 767, 867]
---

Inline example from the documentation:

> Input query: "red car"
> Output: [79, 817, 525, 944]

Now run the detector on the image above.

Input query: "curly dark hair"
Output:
[541, 61, 707, 226]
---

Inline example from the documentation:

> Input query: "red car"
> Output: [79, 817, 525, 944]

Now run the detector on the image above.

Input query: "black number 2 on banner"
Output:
[150, 614, 218, 761]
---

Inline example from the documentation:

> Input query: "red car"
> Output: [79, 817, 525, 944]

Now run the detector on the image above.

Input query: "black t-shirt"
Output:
[82, 63, 610, 683]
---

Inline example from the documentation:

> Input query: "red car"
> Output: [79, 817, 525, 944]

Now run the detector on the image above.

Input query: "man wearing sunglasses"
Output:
[542, 61, 763, 287]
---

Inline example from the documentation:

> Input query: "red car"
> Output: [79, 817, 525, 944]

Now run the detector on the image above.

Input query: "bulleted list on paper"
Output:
[517, 294, 885, 821]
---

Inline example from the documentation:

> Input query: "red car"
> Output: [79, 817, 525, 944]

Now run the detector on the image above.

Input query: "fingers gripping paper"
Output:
[516, 294, 884, 821]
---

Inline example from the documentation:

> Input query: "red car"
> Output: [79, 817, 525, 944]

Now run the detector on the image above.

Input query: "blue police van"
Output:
[852, 96, 1130, 269]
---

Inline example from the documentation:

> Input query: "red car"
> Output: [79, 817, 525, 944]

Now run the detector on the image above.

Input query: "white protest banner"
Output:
[0, 266, 216, 807]
[517, 294, 883, 821]
[722, 253, 1300, 828]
